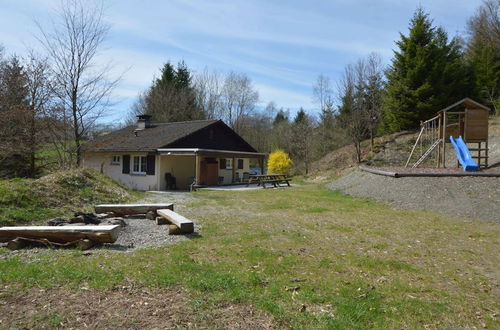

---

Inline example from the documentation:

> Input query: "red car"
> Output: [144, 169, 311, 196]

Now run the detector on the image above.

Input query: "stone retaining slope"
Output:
[327, 169, 500, 222]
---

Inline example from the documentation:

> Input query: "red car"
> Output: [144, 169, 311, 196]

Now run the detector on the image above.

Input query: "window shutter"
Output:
[122, 155, 130, 174]
[238, 159, 243, 169]
[219, 159, 226, 169]
[146, 155, 155, 175]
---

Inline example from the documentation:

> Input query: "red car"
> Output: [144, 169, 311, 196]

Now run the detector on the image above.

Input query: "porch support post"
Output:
[195, 154, 201, 185]
[260, 156, 265, 175]
[156, 155, 161, 190]
[231, 157, 236, 183]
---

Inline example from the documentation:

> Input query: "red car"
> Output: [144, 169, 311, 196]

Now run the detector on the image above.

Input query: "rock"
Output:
[156, 216, 169, 225]
[69, 215, 85, 224]
[100, 218, 127, 227]
[146, 210, 156, 220]
[95, 213, 110, 220]
[72, 212, 100, 225]
[47, 218, 69, 226]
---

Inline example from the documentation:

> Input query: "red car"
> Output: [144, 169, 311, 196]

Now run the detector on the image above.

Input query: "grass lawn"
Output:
[0, 183, 498, 328]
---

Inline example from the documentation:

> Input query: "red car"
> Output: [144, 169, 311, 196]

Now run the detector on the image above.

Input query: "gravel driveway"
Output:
[327, 169, 500, 222]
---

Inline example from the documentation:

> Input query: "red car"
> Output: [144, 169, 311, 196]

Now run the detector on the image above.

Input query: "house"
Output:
[82, 115, 266, 190]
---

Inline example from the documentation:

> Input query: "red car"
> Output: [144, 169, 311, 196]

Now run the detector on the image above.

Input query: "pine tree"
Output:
[0, 56, 31, 177]
[466, 0, 500, 114]
[144, 61, 204, 122]
[382, 8, 472, 133]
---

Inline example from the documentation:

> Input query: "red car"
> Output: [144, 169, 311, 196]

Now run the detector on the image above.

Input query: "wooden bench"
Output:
[95, 203, 174, 216]
[247, 174, 291, 188]
[157, 209, 194, 234]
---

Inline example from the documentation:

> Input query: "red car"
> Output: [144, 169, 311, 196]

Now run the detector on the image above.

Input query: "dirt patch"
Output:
[0, 286, 277, 329]
[327, 169, 500, 222]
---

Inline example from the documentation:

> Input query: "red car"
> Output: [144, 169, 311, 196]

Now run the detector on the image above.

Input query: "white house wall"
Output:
[83, 152, 254, 190]
[82, 152, 159, 191]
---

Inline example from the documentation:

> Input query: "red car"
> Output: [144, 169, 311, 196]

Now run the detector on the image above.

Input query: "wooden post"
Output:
[485, 140, 488, 168]
[437, 114, 441, 167]
[195, 154, 200, 185]
[442, 112, 447, 168]
[231, 157, 236, 183]
[477, 142, 481, 168]
[260, 156, 264, 175]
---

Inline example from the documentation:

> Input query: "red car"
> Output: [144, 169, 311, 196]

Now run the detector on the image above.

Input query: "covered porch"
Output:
[156, 148, 266, 190]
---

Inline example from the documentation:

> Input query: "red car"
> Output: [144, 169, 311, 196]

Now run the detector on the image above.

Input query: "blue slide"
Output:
[449, 136, 479, 171]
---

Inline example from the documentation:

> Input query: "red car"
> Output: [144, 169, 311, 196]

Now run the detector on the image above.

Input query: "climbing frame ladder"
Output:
[412, 138, 442, 168]
[405, 114, 441, 168]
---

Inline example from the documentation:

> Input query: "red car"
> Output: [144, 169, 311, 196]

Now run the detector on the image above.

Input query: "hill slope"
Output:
[312, 117, 500, 173]
[0, 168, 138, 226]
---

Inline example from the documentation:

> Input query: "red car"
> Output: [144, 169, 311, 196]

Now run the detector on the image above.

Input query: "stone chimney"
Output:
[136, 114, 152, 130]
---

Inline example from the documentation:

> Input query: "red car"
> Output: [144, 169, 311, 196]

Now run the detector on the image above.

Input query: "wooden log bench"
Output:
[0, 225, 121, 244]
[94, 203, 174, 216]
[157, 209, 194, 234]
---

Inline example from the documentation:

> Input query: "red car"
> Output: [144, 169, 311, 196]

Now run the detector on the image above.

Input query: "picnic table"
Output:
[246, 174, 291, 188]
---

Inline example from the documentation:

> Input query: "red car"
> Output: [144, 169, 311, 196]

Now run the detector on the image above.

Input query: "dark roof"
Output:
[82, 119, 257, 153]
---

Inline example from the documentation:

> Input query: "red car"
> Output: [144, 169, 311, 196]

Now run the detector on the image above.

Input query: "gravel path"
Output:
[327, 169, 500, 222]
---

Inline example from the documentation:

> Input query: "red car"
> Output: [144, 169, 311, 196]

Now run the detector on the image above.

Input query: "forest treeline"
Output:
[0, 1, 498, 178]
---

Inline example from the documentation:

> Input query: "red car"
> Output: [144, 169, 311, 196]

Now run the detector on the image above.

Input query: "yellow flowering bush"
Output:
[267, 149, 292, 175]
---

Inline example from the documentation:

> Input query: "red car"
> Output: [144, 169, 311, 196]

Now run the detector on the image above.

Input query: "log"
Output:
[0, 225, 121, 244]
[156, 217, 170, 225]
[157, 209, 194, 234]
[6, 237, 95, 250]
[94, 204, 174, 216]
[168, 224, 183, 235]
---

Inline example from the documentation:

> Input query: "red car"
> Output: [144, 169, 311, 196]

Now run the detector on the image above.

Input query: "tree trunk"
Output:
[29, 108, 36, 178]
[370, 124, 375, 152]
[72, 89, 81, 166]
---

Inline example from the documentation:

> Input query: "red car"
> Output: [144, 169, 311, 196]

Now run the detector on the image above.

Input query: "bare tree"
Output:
[313, 74, 334, 112]
[337, 63, 366, 163]
[36, 0, 120, 166]
[221, 72, 259, 133]
[194, 69, 223, 120]
[25, 52, 53, 177]
[363, 53, 384, 150]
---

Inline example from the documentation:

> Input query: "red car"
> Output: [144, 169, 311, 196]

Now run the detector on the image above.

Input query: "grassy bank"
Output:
[0, 168, 142, 226]
[0, 184, 498, 328]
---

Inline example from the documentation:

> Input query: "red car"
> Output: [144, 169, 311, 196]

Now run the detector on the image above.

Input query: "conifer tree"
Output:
[143, 61, 203, 122]
[382, 8, 471, 133]
[466, 0, 500, 114]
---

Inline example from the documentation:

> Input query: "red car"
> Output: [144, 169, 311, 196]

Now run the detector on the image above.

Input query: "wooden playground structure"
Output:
[406, 98, 490, 169]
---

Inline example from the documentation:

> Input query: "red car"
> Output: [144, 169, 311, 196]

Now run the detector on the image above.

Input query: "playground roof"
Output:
[438, 98, 490, 113]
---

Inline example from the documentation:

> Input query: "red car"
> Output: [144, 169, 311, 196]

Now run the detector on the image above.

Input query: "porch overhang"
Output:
[156, 148, 266, 159]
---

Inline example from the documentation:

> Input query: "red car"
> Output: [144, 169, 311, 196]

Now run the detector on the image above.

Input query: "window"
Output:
[237, 159, 244, 169]
[132, 156, 147, 174]
[111, 155, 121, 165]
[219, 158, 232, 170]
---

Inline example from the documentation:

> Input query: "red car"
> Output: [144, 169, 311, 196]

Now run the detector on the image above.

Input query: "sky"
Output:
[0, 0, 481, 124]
